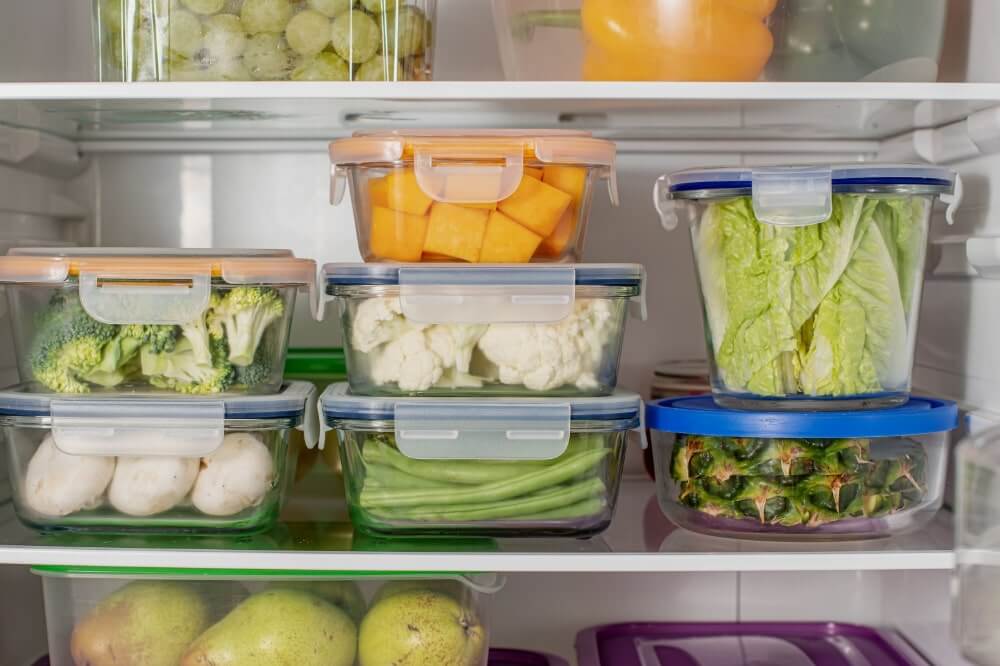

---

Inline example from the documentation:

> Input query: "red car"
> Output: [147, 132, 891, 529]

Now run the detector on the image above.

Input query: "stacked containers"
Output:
[325, 131, 644, 537]
[648, 164, 961, 540]
[0, 248, 317, 534]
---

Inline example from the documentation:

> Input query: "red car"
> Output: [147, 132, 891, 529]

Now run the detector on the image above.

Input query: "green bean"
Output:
[362, 440, 550, 485]
[525, 497, 607, 520]
[363, 464, 459, 491]
[359, 449, 609, 508]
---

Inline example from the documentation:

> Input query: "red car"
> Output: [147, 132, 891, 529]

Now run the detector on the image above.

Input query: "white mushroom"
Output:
[191, 433, 274, 516]
[108, 456, 200, 517]
[23, 435, 115, 517]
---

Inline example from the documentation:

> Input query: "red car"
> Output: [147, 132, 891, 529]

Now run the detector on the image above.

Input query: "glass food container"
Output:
[36, 566, 499, 666]
[954, 424, 1000, 666]
[575, 622, 930, 666]
[94, 0, 436, 81]
[1, 381, 317, 534]
[321, 383, 643, 537]
[328, 131, 617, 264]
[647, 395, 956, 540]
[0, 248, 315, 396]
[656, 165, 958, 411]
[323, 263, 643, 397]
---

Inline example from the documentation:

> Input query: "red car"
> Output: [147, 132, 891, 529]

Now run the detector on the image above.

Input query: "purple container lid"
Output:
[489, 648, 570, 666]
[575, 623, 930, 666]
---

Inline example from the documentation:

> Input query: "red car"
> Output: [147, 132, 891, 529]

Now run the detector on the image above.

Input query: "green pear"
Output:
[370, 579, 466, 606]
[70, 581, 211, 666]
[181, 588, 356, 666]
[266, 580, 366, 622]
[358, 590, 486, 666]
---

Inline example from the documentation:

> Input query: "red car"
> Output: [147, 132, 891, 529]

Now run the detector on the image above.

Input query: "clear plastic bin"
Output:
[328, 131, 617, 264]
[1, 381, 317, 534]
[323, 263, 643, 396]
[491, 0, 946, 82]
[647, 396, 956, 540]
[36, 566, 498, 666]
[94, 0, 436, 81]
[321, 383, 643, 537]
[0, 248, 315, 396]
[655, 165, 958, 411]
[954, 425, 1000, 665]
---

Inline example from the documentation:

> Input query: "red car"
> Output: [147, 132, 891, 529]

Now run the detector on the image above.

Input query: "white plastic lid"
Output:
[322, 263, 646, 324]
[655, 164, 957, 229]
[0, 381, 318, 457]
[320, 383, 643, 462]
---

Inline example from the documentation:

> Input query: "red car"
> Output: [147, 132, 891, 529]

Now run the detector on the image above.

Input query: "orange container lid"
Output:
[0, 248, 316, 285]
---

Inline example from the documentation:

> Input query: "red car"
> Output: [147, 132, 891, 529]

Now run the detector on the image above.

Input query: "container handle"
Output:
[413, 145, 524, 204]
[751, 167, 833, 227]
[78, 271, 211, 325]
[297, 384, 320, 449]
[50, 399, 225, 457]
[398, 266, 575, 324]
[394, 401, 571, 460]
[653, 174, 678, 231]
[941, 172, 963, 225]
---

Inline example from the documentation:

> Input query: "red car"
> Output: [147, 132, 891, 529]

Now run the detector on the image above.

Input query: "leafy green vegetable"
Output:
[697, 193, 927, 398]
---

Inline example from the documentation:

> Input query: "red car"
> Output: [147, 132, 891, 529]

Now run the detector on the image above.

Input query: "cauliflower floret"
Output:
[477, 299, 616, 391]
[426, 324, 487, 374]
[370, 329, 445, 392]
[351, 297, 425, 353]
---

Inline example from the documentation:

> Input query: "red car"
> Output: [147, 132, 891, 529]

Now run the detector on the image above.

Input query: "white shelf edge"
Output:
[2, 81, 1000, 102]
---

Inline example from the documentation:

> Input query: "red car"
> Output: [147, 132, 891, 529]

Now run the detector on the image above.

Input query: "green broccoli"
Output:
[29, 293, 120, 393]
[233, 346, 273, 389]
[141, 333, 235, 394]
[211, 287, 285, 367]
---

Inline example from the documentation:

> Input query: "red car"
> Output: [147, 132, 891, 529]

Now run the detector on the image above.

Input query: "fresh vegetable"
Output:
[696, 194, 927, 398]
[99, 0, 432, 81]
[28, 288, 285, 394]
[509, 0, 777, 81]
[669, 434, 928, 527]
[346, 433, 616, 528]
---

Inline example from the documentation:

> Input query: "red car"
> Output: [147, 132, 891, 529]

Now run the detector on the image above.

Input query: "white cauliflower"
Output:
[477, 299, 616, 391]
[351, 297, 425, 353]
[370, 328, 444, 392]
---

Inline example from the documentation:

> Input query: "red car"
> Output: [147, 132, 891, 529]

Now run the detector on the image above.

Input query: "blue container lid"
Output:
[666, 164, 955, 198]
[646, 396, 957, 439]
[324, 263, 644, 288]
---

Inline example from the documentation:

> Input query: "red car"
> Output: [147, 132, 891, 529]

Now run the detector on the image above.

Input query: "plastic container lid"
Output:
[655, 164, 959, 229]
[322, 263, 645, 324]
[321, 383, 643, 461]
[329, 130, 617, 207]
[647, 396, 958, 439]
[575, 622, 929, 666]
[0, 381, 318, 458]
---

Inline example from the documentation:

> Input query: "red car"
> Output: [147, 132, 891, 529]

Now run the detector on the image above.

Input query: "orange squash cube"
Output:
[542, 166, 588, 210]
[458, 202, 498, 211]
[369, 176, 389, 209]
[385, 169, 433, 216]
[480, 211, 543, 263]
[536, 208, 578, 259]
[370, 206, 428, 262]
[498, 175, 572, 238]
[524, 166, 544, 179]
[423, 203, 489, 263]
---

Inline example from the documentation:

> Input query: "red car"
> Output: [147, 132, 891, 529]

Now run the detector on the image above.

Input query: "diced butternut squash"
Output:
[385, 169, 433, 216]
[421, 252, 454, 262]
[537, 208, 578, 259]
[479, 211, 543, 263]
[498, 175, 572, 238]
[369, 176, 389, 209]
[459, 202, 498, 211]
[370, 206, 428, 262]
[424, 203, 489, 263]
[524, 166, 544, 179]
[444, 171, 506, 203]
[543, 166, 587, 210]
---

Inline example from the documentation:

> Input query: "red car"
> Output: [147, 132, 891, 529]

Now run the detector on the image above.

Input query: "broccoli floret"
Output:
[233, 346, 273, 389]
[120, 323, 180, 354]
[29, 293, 119, 393]
[212, 287, 285, 367]
[79, 326, 146, 388]
[140, 333, 235, 395]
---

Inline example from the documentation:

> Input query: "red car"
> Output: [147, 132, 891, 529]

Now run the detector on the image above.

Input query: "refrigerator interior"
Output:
[2, 1, 1000, 663]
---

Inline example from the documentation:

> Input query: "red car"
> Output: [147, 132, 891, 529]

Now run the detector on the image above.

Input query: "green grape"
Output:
[168, 10, 205, 58]
[330, 9, 380, 64]
[181, 0, 225, 14]
[240, 0, 293, 34]
[210, 57, 252, 79]
[242, 32, 293, 79]
[291, 51, 350, 80]
[354, 53, 399, 81]
[360, 0, 400, 13]
[202, 13, 248, 61]
[379, 6, 427, 58]
[307, 0, 353, 18]
[101, 0, 125, 34]
[285, 9, 331, 56]
[222, 0, 244, 12]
